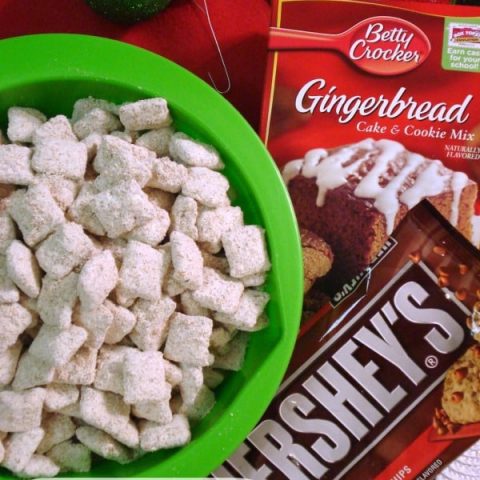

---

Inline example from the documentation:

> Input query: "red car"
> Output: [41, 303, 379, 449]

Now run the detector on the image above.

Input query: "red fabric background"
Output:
[0, 0, 271, 130]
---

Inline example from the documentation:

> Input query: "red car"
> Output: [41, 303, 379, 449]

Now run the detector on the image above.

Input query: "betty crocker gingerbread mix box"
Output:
[213, 1, 480, 479]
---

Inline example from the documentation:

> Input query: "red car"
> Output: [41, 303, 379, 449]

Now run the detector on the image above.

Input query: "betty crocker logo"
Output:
[269, 16, 431, 75]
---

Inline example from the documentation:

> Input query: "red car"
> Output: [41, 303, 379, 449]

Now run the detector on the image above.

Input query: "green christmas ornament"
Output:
[85, 0, 172, 24]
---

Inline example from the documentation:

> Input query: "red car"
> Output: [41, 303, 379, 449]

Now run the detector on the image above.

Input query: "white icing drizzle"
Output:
[282, 138, 471, 236]
[471, 216, 480, 248]
[297, 139, 374, 207]
[354, 139, 404, 199]
[281, 159, 303, 185]
[303, 148, 328, 173]
[374, 152, 423, 235]
[450, 171, 469, 227]
[400, 160, 450, 209]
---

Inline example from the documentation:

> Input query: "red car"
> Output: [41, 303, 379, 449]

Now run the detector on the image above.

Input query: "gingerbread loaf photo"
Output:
[283, 138, 479, 290]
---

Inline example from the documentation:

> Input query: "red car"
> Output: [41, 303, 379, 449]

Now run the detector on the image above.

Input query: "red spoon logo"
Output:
[269, 16, 431, 75]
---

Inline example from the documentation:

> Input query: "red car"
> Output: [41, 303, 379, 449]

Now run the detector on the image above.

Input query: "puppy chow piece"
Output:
[181, 385, 215, 421]
[31, 139, 88, 180]
[223, 225, 271, 278]
[126, 204, 170, 246]
[210, 326, 236, 351]
[171, 195, 198, 239]
[2, 427, 44, 473]
[78, 250, 118, 309]
[44, 384, 80, 412]
[119, 98, 171, 130]
[82, 132, 102, 161]
[115, 291, 135, 309]
[147, 156, 188, 193]
[215, 290, 270, 330]
[21, 302, 40, 341]
[0, 303, 31, 352]
[164, 272, 187, 297]
[36, 222, 94, 279]
[110, 130, 133, 143]
[123, 351, 167, 405]
[192, 267, 244, 314]
[75, 303, 113, 349]
[241, 272, 267, 287]
[57, 401, 82, 420]
[0, 210, 16, 255]
[198, 241, 221, 255]
[92, 180, 156, 238]
[37, 414, 76, 454]
[104, 300, 136, 345]
[169, 132, 223, 170]
[19, 295, 39, 322]
[241, 313, 268, 332]
[72, 97, 119, 122]
[201, 251, 229, 274]
[0, 388, 45, 432]
[136, 127, 173, 156]
[180, 290, 210, 317]
[7, 184, 64, 247]
[0, 341, 22, 387]
[99, 237, 127, 265]
[164, 313, 213, 367]
[0, 145, 34, 185]
[0, 255, 19, 303]
[47, 440, 92, 473]
[32, 115, 77, 145]
[182, 167, 230, 208]
[170, 231, 203, 290]
[179, 365, 203, 406]
[29, 324, 88, 368]
[94, 136, 154, 190]
[33, 174, 79, 211]
[197, 206, 243, 247]
[68, 182, 105, 236]
[132, 400, 173, 425]
[92, 136, 131, 173]
[214, 326, 242, 356]
[12, 352, 55, 390]
[213, 332, 249, 371]
[54, 347, 98, 386]
[37, 272, 78, 328]
[94, 345, 134, 395]
[139, 414, 190, 452]
[132, 394, 173, 425]
[7, 107, 46, 143]
[130, 296, 176, 351]
[203, 367, 224, 389]
[145, 187, 176, 212]
[80, 387, 139, 448]
[76, 426, 134, 464]
[164, 360, 183, 387]
[118, 240, 166, 302]
[73, 107, 122, 139]
[18, 454, 60, 478]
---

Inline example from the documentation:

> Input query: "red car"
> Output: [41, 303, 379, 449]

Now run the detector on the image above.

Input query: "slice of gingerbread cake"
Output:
[283, 138, 478, 290]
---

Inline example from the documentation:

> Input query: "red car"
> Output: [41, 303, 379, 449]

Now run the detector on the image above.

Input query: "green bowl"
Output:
[0, 34, 303, 478]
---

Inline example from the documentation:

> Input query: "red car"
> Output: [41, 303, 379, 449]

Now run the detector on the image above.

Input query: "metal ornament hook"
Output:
[193, 0, 232, 95]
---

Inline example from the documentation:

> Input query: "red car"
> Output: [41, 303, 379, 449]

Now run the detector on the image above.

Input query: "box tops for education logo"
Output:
[449, 23, 480, 48]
